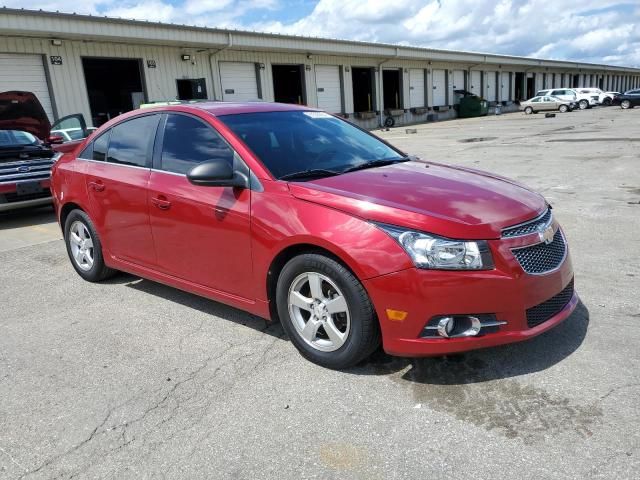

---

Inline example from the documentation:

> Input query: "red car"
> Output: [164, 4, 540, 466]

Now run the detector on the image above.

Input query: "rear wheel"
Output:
[559, 104, 568, 113]
[524, 106, 533, 115]
[579, 99, 588, 110]
[64, 209, 116, 282]
[621, 100, 632, 109]
[276, 253, 380, 369]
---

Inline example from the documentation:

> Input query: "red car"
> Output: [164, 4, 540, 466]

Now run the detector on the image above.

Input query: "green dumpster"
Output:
[456, 90, 489, 118]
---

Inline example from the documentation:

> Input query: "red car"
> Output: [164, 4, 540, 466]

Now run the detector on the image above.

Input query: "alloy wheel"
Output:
[69, 221, 95, 271]
[287, 272, 351, 352]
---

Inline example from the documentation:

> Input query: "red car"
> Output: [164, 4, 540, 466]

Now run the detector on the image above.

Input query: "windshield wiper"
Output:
[279, 168, 342, 181]
[341, 157, 409, 174]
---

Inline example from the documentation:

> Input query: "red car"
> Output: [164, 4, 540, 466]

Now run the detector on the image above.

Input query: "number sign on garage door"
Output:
[0, 54, 55, 121]
[408, 69, 425, 108]
[219, 62, 260, 102]
[315, 65, 342, 113]
[432, 69, 446, 106]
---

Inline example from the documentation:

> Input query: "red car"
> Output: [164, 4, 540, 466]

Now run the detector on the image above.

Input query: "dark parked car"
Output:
[0, 91, 90, 212]
[612, 89, 640, 109]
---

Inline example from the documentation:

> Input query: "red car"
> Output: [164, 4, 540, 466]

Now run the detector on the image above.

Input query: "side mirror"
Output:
[47, 135, 65, 144]
[187, 159, 247, 188]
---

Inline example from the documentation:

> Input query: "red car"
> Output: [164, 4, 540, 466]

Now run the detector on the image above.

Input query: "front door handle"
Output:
[88, 181, 105, 192]
[151, 196, 172, 210]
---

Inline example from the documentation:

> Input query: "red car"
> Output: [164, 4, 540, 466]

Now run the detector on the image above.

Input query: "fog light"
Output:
[436, 316, 481, 338]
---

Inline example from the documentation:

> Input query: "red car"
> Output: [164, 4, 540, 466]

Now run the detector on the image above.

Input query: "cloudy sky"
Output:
[5, 1, 639, 66]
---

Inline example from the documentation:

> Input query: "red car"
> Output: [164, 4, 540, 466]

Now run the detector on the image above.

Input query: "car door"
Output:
[542, 96, 557, 110]
[50, 113, 89, 142]
[147, 112, 253, 299]
[83, 114, 159, 267]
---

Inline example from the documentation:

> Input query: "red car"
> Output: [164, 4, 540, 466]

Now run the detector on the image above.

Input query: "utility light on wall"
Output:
[181, 54, 191, 61]
[258, 63, 265, 69]
[51, 39, 62, 46]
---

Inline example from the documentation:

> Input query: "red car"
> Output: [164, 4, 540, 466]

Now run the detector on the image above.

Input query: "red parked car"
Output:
[51, 102, 577, 369]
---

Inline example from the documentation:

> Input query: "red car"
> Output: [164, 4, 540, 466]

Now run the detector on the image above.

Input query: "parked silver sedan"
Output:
[520, 95, 574, 114]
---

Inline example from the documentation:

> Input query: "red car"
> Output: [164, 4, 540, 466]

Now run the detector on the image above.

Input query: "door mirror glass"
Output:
[187, 159, 247, 188]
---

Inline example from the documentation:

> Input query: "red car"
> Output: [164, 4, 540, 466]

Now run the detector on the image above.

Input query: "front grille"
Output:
[502, 209, 552, 238]
[0, 159, 54, 183]
[512, 229, 566, 274]
[526, 279, 574, 328]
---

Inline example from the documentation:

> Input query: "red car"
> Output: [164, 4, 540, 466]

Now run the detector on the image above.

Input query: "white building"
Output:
[1, 7, 639, 129]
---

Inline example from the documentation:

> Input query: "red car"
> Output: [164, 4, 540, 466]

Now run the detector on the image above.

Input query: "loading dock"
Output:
[314, 65, 342, 113]
[272, 64, 305, 105]
[82, 57, 145, 126]
[219, 62, 260, 102]
[470, 71, 481, 96]
[432, 69, 447, 106]
[352, 67, 376, 113]
[382, 69, 402, 110]
[408, 69, 425, 108]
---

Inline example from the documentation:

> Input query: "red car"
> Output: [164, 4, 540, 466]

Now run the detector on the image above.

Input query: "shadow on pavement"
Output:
[109, 273, 285, 339]
[351, 300, 590, 385]
[0, 205, 56, 230]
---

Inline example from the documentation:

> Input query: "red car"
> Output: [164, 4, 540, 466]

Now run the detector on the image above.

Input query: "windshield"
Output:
[218, 111, 404, 179]
[0, 130, 39, 148]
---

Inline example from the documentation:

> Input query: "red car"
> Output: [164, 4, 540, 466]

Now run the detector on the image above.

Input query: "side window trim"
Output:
[105, 113, 160, 169]
[153, 111, 243, 177]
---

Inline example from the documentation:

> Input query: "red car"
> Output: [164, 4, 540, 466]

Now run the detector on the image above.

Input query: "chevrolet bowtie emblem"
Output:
[538, 224, 554, 245]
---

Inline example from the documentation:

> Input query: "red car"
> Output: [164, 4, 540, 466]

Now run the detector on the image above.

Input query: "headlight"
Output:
[377, 224, 494, 270]
[51, 152, 63, 162]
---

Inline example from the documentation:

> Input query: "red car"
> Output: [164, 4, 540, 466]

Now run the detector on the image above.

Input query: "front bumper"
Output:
[0, 180, 52, 212]
[363, 229, 576, 357]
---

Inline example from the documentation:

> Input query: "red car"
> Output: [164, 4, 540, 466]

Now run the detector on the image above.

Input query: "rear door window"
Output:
[107, 115, 159, 168]
[89, 131, 110, 161]
[159, 114, 234, 175]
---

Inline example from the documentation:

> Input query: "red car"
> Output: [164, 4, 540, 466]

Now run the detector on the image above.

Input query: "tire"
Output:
[621, 100, 632, 109]
[64, 209, 116, 282]
[276, 253, 380, 369]
[602, 97, 612, 106]
[559, 104, 568, 113]
[384, 116, 395, 128]
[524, 106, 533, 115]
[578, 99, 588, 110]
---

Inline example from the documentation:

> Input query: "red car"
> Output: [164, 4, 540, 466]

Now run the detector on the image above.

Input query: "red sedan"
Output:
[51, 102, 577, 369]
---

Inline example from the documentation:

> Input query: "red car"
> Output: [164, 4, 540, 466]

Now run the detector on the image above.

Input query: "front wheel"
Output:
[64, 209, 116, 282]
[276, 254, 380, 369]
[602, 97, 612, 106]
[559, 104, 568, 113]
[579, 99, 588, 110]
[621, 100, 632, 109]
[524, 106, 533, 115]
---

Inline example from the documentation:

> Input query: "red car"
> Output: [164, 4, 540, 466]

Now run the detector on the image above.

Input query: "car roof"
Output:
[171, 101, 318, 116]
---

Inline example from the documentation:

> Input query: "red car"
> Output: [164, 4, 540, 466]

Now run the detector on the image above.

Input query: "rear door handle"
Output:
[88, 181, 105, 192]
[151, 196, 172, 210]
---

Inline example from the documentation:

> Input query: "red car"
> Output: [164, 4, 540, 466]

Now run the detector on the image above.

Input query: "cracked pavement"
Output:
[1, 107, 639, 479]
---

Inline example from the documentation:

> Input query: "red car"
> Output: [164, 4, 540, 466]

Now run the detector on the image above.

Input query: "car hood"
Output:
[288, 161, 547, 239]
[0, 91, 51, 141]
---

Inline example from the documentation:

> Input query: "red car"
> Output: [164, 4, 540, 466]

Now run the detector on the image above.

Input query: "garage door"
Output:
[470, 71, 481, 95]
[314, 65, 342, 113]
[219, 62, 259, 102]
[485, 72, 495, 101]
[0, 53, 54, 121]
[408, 69, 425, 108]
[452, 70, 465, 91]
[500, 72, 510, 101]
[432, 69, 446, 106]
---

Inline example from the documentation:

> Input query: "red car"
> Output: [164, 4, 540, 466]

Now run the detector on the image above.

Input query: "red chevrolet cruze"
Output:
[51, 102, 577, 369]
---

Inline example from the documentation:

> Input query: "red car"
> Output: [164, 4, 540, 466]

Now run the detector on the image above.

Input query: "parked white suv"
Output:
[576, 88, 612, 106]
[599, 91, 620, 106]
[536, 88, 596, 109]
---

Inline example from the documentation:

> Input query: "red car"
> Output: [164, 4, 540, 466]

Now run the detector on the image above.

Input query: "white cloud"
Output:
[1, 1, 639, 66]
